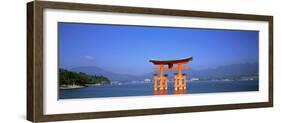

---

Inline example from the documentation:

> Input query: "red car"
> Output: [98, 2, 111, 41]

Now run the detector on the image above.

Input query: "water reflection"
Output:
[154, 90, 168, 95]
[174, 90, 187, 94]
[153, 89, 187, 95]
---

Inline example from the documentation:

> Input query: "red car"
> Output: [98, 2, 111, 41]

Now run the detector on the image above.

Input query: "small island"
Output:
[59, 68, 110, 89]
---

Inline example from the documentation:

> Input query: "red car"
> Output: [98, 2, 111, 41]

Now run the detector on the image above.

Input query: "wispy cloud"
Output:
[84, 55, 94, 60]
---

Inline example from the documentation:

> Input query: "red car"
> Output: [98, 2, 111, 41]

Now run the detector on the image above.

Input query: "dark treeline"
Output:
[59, 68, 110, 86]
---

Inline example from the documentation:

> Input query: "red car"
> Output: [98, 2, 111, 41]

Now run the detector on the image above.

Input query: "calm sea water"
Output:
[59, 80, 258, 99]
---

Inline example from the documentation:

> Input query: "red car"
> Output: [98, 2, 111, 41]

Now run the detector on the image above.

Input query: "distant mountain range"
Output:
[69, 62, 258, 82]
[186, 62, 258, 80]
[70, 66, 139, 82]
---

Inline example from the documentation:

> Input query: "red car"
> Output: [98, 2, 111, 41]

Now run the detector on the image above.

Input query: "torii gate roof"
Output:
[149, 57, 193, 65]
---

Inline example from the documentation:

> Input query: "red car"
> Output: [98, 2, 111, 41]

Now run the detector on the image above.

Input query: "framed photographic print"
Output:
[27, 0, 273, 122]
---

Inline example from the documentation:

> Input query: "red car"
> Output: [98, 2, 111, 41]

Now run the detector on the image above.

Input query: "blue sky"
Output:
[59, 23, 259, 75]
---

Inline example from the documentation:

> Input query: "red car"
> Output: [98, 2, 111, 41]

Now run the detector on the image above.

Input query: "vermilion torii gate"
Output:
[149, 57, 193, 92]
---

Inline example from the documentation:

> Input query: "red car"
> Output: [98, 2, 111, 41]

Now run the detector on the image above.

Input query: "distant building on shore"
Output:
[190, 78, 199, 81]
[240, 76, 258, 81]
[144, 78, 152, 83]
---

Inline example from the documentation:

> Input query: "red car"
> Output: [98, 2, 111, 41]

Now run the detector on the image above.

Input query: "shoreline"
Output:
[59, 85, 85, 90]
[59, 80, 258, 89]
[59, 83, 107, 89]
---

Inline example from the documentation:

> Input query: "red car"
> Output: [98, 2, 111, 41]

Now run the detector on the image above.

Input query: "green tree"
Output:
[59, 68, 110, 86]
